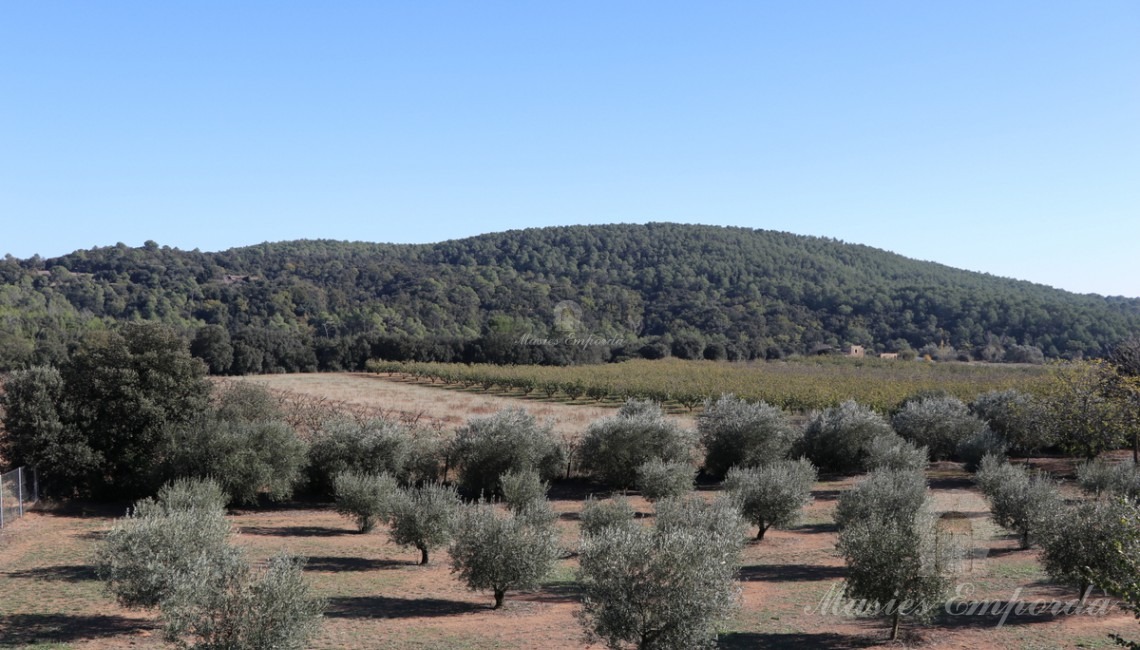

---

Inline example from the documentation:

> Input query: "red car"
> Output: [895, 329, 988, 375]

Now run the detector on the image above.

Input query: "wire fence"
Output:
[0, 467, 38, 528]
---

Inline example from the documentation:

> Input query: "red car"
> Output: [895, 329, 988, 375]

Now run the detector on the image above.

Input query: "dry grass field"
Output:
[1, 374, 1136, 649]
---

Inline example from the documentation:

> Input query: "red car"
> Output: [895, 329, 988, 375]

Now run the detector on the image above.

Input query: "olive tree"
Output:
[1039, 498, 1136, 601]
[863, 435, 928, 473]
[892, 395, 988, 461]
[451, 408, 564, 497]
[970, 389, 1051, 458]
[160, 552, 325, 650]
[307, 417, 416, 496]
[834, 469, 927, 531]
[635, 459, 696, 502]
[579, 399, 696, 488]
[579, 496, 637, 537]
[838, 506, 959, 641]
[332, 471, 399, 533]
[956, 429, 1008, 472]
[976, 458, 1062, 549]
[389, 482, 461, 565]
[578, 524, 742, 649]
[449, 501, 560, 608]
[95, 478, 235, 609]
[500, 468, 549, 513]
[698, 394, 798, 477]
[799, 400, 896, 473]
[164, 419, 307, 506]
[723, 459, 817, 541]
[1076, 459, 1140, 499]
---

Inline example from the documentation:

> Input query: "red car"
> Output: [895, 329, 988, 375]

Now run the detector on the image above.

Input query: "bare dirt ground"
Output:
[239, 372, 694, 438]
[2, 376, 1137, 649]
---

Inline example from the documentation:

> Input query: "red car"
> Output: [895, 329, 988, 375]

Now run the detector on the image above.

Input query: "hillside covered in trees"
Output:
[1, 223, 1137, 372]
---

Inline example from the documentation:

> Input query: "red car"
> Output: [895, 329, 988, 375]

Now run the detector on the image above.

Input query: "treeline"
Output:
[2, 223, 1139, 373]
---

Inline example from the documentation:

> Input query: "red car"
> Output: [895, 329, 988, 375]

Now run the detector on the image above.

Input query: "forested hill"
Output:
[2, 223, 1138, 372]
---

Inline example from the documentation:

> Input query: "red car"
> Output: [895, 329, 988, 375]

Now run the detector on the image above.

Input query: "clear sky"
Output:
[2, 2, 1137, 296]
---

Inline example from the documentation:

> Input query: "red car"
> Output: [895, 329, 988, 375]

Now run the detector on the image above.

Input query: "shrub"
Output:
[956, 428, 1009, 472]
[635, 459, 695, 502]
[579, 399, 697, 488]
[389, 482, 461, 565]
[1076, 459, 1140, 499]
[1039, 498, 1137, 600]
[834, 469, 928, 531]
[306, 417, 415, 496]
[451, 409, 564, 497]
[160, 552, 325, 650]
[891, 396, 988, 461]
[500, 469, 549, 513]
[970, 389, 1051, 457]
[95, 478, 236, 609]
[165, 419, 307, 505]
[449, 501, 561, 609]
[863, 435, 928, 473]
[333, 471, 399, 533]
[698, 394, 798, 477]
[799, 400, 896, 473]
[837, 507, 958, 641]
[723, 460, 817, 541]
[977, 461, 1062, 549]
[579, 496, 638, 537]
[578, 523, 742, 649]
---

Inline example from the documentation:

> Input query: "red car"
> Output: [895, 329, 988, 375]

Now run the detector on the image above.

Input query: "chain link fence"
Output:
[0, 467, 38, 528]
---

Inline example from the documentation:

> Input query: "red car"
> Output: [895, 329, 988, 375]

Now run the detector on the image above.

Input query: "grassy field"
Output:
[366, 357, 1049, 413]
[1, 373, 1134, 650]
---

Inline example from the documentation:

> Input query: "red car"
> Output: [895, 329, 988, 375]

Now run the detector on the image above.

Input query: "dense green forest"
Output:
[1, 223, 1137, 373]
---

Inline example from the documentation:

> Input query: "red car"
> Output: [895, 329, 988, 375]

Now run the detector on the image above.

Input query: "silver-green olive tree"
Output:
[577, 495, 746, 649]
[698, 394, 798, 477]
[723, 459, 816, 540]
[448, 500, 560, 609]
[388, 482, 461, 565]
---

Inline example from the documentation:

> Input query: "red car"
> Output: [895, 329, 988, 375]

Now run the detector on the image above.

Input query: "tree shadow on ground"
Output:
[0, 613, 153, 646]
[718, 631, 875, 649]
[302, 556, 411, 572]
[795, 522, 838, 534]
[927, 475, 976, 491]
[239, 525, 350, 537]
[5, 564, 97, 582]
[933, 598, 1078, 628]
[515, 581, 581, 605]
[325, 596, 484, 619]
[738, 564, 847, 583]
[811, 488, 845, 502]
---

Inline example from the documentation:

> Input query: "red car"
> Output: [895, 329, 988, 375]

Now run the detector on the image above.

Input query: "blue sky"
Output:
[2, 2, 1137, 296]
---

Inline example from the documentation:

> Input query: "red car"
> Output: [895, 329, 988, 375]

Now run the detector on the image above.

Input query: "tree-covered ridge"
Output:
[1, 223, 1137, 372]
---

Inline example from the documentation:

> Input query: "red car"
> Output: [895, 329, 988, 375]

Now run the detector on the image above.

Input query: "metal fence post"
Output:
[17, 467, 23, 517]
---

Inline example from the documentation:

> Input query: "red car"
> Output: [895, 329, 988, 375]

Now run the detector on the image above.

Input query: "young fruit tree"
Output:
[837, 506, 959, 641]
[723, 459, 817, 541]
[388, 482, 461, 565]
[579, 496, 637, 537]
[499, 468, 550, 513]
[891, 395, 988, 462]
[451, 408, 564, 497]
[799, 400, 896, 473]
[449, 500, 560, 609]
[1038, 498, 1136, 602]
